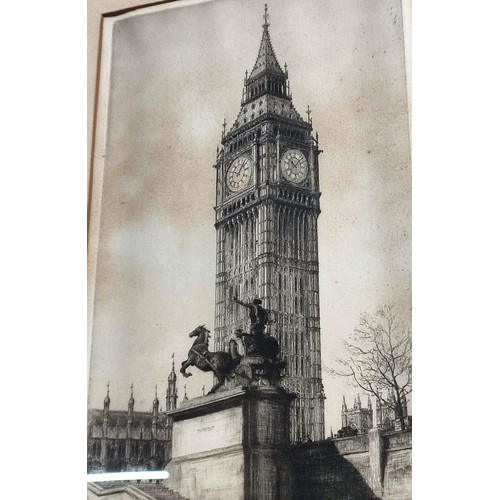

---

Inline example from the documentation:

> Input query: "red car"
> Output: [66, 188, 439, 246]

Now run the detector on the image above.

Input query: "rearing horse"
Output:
[180, 325, 240, 395]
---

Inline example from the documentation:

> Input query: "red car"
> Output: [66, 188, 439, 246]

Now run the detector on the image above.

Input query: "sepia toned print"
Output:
[88, 0, 411, 498]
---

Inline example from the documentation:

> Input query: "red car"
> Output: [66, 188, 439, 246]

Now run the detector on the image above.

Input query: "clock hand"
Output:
[236, 160, 247, 175]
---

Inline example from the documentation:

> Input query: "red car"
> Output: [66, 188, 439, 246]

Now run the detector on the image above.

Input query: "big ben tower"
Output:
[213, 6, 325, 442]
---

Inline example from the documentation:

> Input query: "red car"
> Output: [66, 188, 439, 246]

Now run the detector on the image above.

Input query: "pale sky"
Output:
[88, 0, 411, 434]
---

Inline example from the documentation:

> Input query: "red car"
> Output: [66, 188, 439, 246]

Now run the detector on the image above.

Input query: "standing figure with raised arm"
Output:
[233, 296, 269, 336]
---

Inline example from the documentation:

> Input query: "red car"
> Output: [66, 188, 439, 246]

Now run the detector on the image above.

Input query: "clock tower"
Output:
[213, 6, 325, 442]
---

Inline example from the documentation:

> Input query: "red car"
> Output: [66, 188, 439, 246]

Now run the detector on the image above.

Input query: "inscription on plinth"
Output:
[173, 405, 243, 457]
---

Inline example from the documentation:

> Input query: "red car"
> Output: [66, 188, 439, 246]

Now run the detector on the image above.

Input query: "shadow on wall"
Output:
[289, 441, 379, 500]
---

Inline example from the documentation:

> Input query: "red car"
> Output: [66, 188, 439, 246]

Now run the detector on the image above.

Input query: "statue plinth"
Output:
[166, 385, 295, 500]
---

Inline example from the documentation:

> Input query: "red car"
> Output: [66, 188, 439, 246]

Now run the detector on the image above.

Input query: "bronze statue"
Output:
[180, 325, 241, 394]
[233, 296, 268, 336]
[233, 297, 279, 360]
[179, 298, 285, 394]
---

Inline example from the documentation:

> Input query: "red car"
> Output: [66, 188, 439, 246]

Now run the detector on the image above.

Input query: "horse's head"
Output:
[189, 324, 210, 338]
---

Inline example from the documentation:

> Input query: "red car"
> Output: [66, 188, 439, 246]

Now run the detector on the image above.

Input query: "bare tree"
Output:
[327, 305, 412, 430]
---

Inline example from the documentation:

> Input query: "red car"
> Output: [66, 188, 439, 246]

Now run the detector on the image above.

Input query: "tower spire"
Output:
[248, 5, 285, 80]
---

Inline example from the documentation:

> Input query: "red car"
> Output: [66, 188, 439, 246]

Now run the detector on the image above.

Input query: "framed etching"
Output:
[88, 1, 411, 498]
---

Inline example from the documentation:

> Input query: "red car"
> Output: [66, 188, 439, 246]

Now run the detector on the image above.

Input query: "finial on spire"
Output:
[155, 384, 158, 397]
[306, 105, 312, 125]
[171, 353, 175, 371]
[106, 382, 110, 397]
[183, 384, 189, 401]
[263, 4, 270, 27]
[130, 383, 134, 396]
[222, 118, 227, 139]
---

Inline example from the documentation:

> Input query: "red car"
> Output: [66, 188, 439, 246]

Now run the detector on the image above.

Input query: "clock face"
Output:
[281, 149, 308, 183]
[226, 155, 252, 192]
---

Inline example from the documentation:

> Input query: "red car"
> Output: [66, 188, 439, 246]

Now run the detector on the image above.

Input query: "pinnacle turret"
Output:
[166, 353, 178, 411]
[103, 382, 110, 407]
[153, 384, 159, 406]
[168, 353, 177, 382]
[128, 384, 135, 410]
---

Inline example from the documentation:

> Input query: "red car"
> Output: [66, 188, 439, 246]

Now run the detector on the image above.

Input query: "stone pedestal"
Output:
[166, 386, 295, 500]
